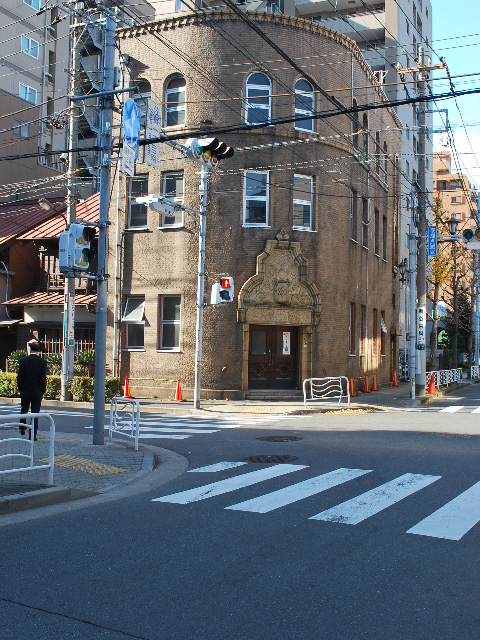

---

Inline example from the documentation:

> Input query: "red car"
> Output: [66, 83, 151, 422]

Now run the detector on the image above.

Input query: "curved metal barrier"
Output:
[303, 377, 350, 409]
[426, 368, 462, 388]
[0, 413, 55, 485]
[109, 397, 140, 450]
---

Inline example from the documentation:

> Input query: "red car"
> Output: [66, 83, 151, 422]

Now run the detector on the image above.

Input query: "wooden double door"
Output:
[248, 325, 298, 389]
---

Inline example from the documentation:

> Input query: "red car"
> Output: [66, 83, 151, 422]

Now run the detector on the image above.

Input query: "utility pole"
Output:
[194, 166, 208, 410]
[61, 6, 80, 402]
[92, 9, 116, 445]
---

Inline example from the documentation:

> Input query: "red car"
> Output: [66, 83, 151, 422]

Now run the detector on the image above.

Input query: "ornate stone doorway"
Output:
[237, 231, 321, 391]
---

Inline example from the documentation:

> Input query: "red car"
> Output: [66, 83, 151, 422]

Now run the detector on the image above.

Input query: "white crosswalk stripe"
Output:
[439, 406, 464, 413]
[310, 473, 441, 525]
[226, 468, 372, 513]
[153, 464, 308, 504]
[152, 463, 480, 541]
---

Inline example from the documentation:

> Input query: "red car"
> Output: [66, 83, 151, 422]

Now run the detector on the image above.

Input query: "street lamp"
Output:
[38, 198, 68, 225]
[448, 214, 460, 237]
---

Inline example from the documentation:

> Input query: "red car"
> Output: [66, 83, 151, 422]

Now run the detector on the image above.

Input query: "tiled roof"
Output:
[4, 292, 97, 307]
[18, 193, 100, 240]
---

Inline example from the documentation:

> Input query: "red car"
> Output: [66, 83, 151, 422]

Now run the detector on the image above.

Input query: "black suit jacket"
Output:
[17, 354, 47, 396]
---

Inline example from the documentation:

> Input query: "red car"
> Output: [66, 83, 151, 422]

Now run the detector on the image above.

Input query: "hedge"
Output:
[0, 373, 120, 403]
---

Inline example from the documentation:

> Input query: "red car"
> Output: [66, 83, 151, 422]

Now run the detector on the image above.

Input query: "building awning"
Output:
[4, 292, 97, 307]
[0, 319, 21, 327]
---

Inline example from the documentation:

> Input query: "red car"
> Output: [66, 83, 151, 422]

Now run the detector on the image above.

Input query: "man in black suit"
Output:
[17, 340, 47, 441]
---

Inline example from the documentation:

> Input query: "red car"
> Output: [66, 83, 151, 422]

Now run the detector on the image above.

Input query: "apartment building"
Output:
[433, 151, 478, 229]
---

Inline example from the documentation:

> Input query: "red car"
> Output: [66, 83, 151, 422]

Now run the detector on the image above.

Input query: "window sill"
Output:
[350, 238, 358, 244]
[125, 227, 151, 233]
[349, 353, 356, 357]
[157, 225, 184, 231]
[123, 348, 146, 352]
[156, 349, 181, 353]
[242, 224, 271, 228]
[292, 226, 316, 233]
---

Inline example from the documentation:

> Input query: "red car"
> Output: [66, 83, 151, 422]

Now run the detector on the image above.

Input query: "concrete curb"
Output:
[0, 487, 96, 516]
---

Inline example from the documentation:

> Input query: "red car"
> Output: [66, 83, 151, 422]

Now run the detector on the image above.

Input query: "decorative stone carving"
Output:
[238, 236, 321, 326]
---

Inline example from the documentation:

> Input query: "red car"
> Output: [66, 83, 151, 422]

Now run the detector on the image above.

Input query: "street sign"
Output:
[417, 306, 426, 350]
[144, 99, 161, 168]
[427, 225, 437, 258]
[122, 99, 141, 176]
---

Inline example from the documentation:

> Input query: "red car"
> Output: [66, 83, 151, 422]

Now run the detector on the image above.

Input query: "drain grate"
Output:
[240, 455, 299, 464]
[257, 435, 303, 442]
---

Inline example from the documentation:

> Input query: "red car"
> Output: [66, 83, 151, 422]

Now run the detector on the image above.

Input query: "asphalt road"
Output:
[1, 406, 480, 639]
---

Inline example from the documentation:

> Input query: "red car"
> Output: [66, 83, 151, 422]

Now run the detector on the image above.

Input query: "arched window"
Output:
[352, 99, 360, 149]
[245, 72, 272, 125]
[165, 76, 186, 128]
[375, 132, 381, 173]
[295, 79, 314, 132]
[362, 114, 368, 154]
[133, 79, 151, 128]
[383, 141, 388, 179]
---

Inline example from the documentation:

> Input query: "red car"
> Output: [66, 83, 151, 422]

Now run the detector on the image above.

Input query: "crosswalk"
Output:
[153, 461, 480, 541]
[408, 404, 480, 414]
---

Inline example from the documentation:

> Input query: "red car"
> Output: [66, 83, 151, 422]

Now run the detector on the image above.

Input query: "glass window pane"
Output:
[293, 176, 311, 200]
[129, 176, 148, 227]
[246, 107, 269, 124]
[247, 88, 270, 99]
[246, 200, 267, 224]
[248, 73, 270, 86]
[162, 324, 180, 349]
[123, 297, 145, 322]
[246, 173, 267, 197]
[164, 173, 183, 198]
[167, 76, 186, 90]
[296, 79, 312, 93]
[163, 211, 183, 227]
[166, 90, 183, 107]
[295, 94, 314, 111]
[127, 323, 144, 348]
[163, 296, 181, 321]
[251, 331, 267, 355]
[293, 203, 311, 227]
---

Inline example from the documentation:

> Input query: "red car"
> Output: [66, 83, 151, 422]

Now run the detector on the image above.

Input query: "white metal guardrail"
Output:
[303, 377, 350, 409]
[109, 397, 140, 450]
[426, 368, 462, 388]
[0, 413, 55, 485]
[471, 366, 480, 380]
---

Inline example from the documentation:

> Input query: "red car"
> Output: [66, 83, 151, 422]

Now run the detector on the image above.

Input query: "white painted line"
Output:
[226, 468, 372, 513]
[471, 407, 480, 414]
[138, 427, 219, 434]
[152, 464, 308, 504]
[139, 421, 235, 429]
[439, 406, 464, 413]
[310, 473, 441, 525]
[133, 434, 191, 440]
[188, 462, 248, 473]
[407, 480, 480, 540]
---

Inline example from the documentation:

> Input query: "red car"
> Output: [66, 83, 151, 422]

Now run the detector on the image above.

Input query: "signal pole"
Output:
[92, 10, 116, 445]
[194, 166, 208, 410]
[61, 6, 80, 402]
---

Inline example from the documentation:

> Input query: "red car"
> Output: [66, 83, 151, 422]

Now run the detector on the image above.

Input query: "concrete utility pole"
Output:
[92, 10, 116, 445]
[61, 7, 80, 402]
[194, 167, 208, 410]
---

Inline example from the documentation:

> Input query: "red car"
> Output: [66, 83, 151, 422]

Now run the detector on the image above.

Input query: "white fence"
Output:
[0, 413, 55, 485]
[426, 368, 462, 388]
[303, 377, 350, 409]
[471, 366, 480, 380]
[108, 397, 140, 450]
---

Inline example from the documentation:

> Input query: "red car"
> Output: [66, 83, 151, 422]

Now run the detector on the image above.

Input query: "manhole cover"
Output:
[240, 455, 299, 464]
[257, 436, 303, 442]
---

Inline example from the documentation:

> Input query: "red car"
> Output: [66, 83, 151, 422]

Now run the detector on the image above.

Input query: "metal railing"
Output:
[0, 413, 55, 485]
[108, 397, 140, 450]
[471, 366, 480, 380]
[426, 368, 462, 388]
[303, 377, 350, 409]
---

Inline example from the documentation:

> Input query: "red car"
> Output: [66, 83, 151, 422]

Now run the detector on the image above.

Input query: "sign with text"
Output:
[417, 306, 426, 349]
[427, 225, 437, 258]
[144, 99, 161, 168]
[64, 294, 75, 348]
[282, 332, 291, 355]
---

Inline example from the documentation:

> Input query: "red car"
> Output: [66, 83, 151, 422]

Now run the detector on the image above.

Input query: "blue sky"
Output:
[432, 0, 480, 188]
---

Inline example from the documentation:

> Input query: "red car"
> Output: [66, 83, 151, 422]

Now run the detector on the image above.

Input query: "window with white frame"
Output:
[374, 208, 380, 255]
[243, 171, 269, 226]
[245, 73, 272, 125]
[350, 189, 358, 241]
[13, 119, 29, 138]
[128, 175, 149, 228]
[19, 82, 36, 104]
[123, 296, 145, 349]
[292, 174, 313, 229]
[161, 171, 184, 227]
[21, 35, 39, 59]
[24, 0, 40, 9]
[294, 79, 314, 132]
[158, 295, 181, 350]
[362, 198, 369, 249]
[383, 215, 387, 260]
[164, 76, 186, 128]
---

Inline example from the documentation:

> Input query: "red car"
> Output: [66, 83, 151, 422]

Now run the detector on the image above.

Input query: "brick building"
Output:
[108, 11, 402, 398]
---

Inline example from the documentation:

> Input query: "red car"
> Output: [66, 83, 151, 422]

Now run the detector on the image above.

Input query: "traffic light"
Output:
[185, 137, 234, 168]
[462, 228, 480, 249]
[211, 276, 234, 304]
[58, 224, 96, 272]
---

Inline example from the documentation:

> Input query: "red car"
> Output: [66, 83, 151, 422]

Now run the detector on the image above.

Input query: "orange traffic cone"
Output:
[349, 376, 356, 398]
[174, 379, 183, 402]
[371, 373, 378, 391]
[123, 377, 132, 399]
[427, 373, 436, 395]
[392, 371, 398, 387]
[363, 374, 370, 393]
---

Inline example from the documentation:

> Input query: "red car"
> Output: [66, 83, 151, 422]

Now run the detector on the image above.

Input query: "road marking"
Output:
[139, 420, 236, 429]
[407, 480, 480, 540]
[134, 434, 191, 440]
[152, 464, 308, 504]
[439, 406, 464, 413]
[188, 462, 248, 473]
[226, 468, 372, 513]
[310, 473, 441, 525]
[471, 407, 480, 414]
[137, 427, 220, 434]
